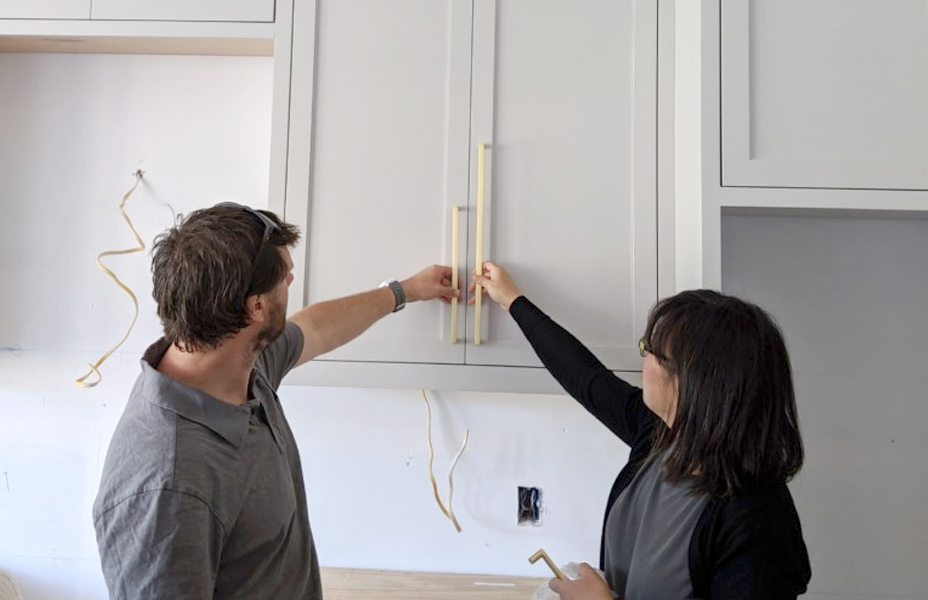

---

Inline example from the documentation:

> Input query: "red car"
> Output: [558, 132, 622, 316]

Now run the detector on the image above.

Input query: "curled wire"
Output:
[422, 389, 469, 532]
[75, 170, 146, 388]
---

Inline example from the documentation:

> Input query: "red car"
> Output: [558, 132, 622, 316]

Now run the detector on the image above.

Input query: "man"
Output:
[92, 202, 457, 599]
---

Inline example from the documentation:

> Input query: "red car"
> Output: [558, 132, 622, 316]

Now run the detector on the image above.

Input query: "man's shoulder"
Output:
[104, 391, 178, 471]
[94, 398, 177, 513]
[94, 396, 234, 520]
[255, 321, 303, 385]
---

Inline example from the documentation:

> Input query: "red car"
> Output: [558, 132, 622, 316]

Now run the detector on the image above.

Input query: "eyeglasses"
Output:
[215, 202, 280, 291]
[638, 336, 666, 361]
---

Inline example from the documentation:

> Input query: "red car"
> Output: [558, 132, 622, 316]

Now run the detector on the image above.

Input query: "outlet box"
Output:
[518, 486, 542, 526]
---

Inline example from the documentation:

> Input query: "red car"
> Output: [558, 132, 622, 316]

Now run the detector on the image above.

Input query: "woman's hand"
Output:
[548, 563, 615, 600]
[469, 260, 522, 310]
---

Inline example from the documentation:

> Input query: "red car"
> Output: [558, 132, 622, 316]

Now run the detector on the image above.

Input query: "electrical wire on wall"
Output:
[75, 170, 146, 388]
[421, 389, 469, 532]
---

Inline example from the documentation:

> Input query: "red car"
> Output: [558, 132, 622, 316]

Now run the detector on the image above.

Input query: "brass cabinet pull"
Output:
[450, 205, 460, 344]
[474, 143, 488, 345]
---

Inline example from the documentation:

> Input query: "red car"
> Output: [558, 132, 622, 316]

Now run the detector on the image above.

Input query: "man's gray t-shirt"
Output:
[93, 323, 320, 600]
[604, 452, 709, 600]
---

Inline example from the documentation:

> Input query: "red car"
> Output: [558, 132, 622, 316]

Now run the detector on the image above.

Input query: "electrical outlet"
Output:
[518, 486, 542, 526]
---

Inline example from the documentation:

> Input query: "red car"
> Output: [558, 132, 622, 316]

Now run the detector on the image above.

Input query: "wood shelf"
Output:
[320, 567, 548, 600]
[0, 19, 273, 55]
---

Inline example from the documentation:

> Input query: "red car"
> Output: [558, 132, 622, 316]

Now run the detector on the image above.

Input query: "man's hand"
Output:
[469, 260, 522, 310]
[290, 264, 458, 367]
[548, 563, 615, 600]
[400, 264, 459, 303]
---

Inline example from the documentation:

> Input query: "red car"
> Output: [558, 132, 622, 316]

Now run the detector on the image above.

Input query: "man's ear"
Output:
[246, 293, 267, 325]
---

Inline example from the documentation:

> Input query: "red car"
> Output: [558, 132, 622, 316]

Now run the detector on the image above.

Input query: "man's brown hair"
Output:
[151, 204, 300, 352]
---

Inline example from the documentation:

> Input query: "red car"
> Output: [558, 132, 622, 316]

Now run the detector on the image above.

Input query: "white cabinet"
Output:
[281, 0, 659, 390]
[286, 0, 472, 368]
[464, 0, 656, 369]
[91, 0, 274, 22]
[0, 0, 90, 19]
[0, 0, 273, 22]
[721, 0, 928, 191]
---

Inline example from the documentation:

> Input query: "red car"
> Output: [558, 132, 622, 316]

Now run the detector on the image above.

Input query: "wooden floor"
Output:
[320, 567, 548, 600]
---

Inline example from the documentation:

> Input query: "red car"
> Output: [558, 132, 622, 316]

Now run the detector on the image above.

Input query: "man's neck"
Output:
[156, 336, 256, 406]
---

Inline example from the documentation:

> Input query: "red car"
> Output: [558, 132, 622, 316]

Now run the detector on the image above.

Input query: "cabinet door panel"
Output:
[467, 0, 657, 370]
[299, 0, 470, 364]
[722, 0, 928, 190]
[0, 0, 90, 19]
[90, 0, 273, 22]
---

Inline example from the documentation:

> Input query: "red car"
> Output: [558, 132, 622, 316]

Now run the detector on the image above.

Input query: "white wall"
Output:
[0, 53, 631, 599]
[280, 386, 625, 576]
[0, 52, 274, 355]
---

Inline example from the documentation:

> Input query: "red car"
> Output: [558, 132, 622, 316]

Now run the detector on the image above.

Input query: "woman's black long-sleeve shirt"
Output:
[509, 296, 811, 599]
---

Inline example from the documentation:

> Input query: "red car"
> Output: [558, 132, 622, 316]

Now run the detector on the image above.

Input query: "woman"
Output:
[472, 261, 811, 600]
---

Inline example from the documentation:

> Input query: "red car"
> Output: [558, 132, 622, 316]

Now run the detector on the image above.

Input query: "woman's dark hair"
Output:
[150, 203, 300, 352]
[643, 289, 803, 496]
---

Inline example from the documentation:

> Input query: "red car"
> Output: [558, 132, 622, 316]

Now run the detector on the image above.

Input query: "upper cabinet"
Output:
[0, 0, 90, 19]
[91, 0, 274, 22]
[281, 0, 660, 391]
[292, 0, 473, 367]
[0, 0, 273, 22]
[721, 0, 928, 190]
[465, 0, 656, 370]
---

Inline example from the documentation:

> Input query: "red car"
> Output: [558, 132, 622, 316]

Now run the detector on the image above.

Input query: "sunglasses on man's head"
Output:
[215, 201, 280, 243]
[215, 202, 281, 293]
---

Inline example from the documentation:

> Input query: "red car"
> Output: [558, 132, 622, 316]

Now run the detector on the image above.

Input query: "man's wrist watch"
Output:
[379, 278, 406, 313]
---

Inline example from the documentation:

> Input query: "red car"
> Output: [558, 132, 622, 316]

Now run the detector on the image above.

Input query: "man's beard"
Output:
[251, 297, 286, 355]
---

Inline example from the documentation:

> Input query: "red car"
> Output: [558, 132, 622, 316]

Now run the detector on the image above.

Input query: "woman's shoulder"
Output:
[690, 484, 811, 597]
[705, 483, 802, 530]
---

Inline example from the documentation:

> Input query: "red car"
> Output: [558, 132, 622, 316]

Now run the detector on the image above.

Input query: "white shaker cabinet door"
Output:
[0, 0, 90, 19]
[289, 0, 472, 365]
[722, 0, 928, 190]
[90, 0, 274, 22]
[465, 0, 658, 371]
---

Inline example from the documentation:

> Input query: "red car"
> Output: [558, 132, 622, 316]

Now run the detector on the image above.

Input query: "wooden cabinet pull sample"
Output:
[450, 206, 460, 344]
[474, 143, 488, 345]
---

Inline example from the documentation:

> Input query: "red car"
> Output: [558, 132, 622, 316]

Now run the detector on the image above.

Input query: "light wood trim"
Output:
[320, 567, 547, 600]
[0, 35, 272, 55]
[0, 20, 274, 55]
